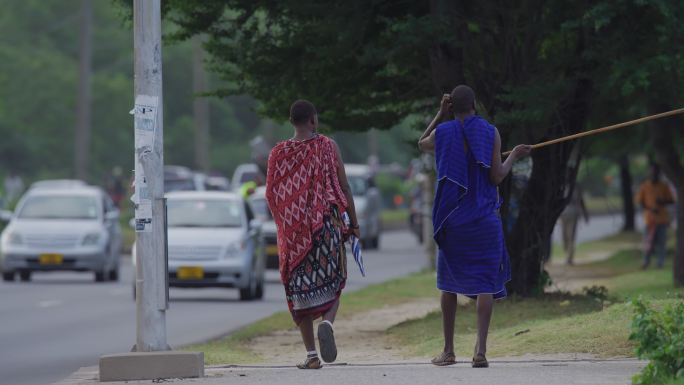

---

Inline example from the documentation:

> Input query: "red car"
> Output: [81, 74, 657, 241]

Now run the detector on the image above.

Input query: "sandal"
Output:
[318, 321, 338, 363]
[431, 351, 456, 366]
[296, 356, 322, 369]
[472, 353, 489, 368]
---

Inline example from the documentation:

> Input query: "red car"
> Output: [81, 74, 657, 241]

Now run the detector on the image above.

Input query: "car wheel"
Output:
[95, 271, 107, 282]
[19, 271, 31, 282]
[371, 235, 380, 250]
[255, 276, 264, 299]
[108, 267, 119, 282]
[239, 271, 257, 301]
[2, 272, 14, 282]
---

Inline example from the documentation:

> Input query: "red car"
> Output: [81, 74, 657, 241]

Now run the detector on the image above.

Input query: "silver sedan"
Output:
[133, 191, 266, 301]
[0, 185, 122, 282]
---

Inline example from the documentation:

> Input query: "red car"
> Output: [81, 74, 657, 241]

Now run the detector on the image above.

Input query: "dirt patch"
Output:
[248, 298, 441, 364]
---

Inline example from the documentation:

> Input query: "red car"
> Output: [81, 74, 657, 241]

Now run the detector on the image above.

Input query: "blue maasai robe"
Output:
[433, 115, 511, 299]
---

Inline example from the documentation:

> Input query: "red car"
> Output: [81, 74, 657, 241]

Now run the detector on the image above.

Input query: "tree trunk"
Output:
[506, 77, 592, 296]
[618, 155, 635, 231]
[649, 104, 684, 287]
[193, 36, 210, 172]
[74, 0, 92, 181]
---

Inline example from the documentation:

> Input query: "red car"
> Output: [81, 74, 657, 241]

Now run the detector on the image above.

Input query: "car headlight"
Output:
[8, 232, 22, 245]
[224, 242, 245, 259]
[82, 233, 101, 246]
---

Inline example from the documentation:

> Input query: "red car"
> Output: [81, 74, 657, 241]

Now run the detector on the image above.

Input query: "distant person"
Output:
[265, 100, 360, 369]
[3, 171, 24, 208]
[418, 85, 531, 368]
[560, 184, 590, 265]
[108, 166, 125, 209]
[636, 163, 675, 269]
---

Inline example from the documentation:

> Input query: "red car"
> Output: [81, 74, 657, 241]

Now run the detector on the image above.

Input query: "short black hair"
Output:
[289, 100, 317, 125]
[450, 85, 476, 114]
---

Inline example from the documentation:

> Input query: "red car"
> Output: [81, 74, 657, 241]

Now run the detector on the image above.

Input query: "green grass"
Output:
[381, 208, 409, 227]
[551, 231, 640, 264]
[184, 270, 439, 364]
[585, 195, 623, 215]
[387, 295, 640, 358]
[186, 231, 683, 364]
[389, 232, 684, 359]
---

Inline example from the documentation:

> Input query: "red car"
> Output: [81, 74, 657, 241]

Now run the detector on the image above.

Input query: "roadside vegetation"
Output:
[186, 232, 683, 366]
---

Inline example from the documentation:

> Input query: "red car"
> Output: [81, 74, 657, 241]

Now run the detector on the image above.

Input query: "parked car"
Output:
[0, 185, 122, 282]
[164, 165, 204, 192]
[345, 164, 382, 249]
[231, 163, 264, 192]
[29, 179, 87, 191]
[132, 191, 266, 300]
[205, 176, 231, 191]
[248, 187, 279, 269]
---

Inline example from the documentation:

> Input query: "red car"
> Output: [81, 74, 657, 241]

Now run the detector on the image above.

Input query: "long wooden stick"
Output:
[502, 107, 684, 156]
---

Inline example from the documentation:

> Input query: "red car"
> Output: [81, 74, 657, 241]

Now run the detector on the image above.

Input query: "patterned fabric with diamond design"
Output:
[266, 134, 348, 283]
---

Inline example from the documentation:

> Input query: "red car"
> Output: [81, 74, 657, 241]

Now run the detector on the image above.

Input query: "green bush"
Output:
[630, 298, 684, 385]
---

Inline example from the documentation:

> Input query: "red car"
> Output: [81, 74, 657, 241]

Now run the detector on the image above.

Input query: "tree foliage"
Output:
[163, 0, 684, 294]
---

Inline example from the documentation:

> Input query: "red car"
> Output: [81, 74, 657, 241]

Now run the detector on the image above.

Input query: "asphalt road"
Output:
[0, 230, 428, 385]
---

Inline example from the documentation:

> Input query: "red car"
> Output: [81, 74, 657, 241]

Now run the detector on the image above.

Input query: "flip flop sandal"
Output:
[431, 351, 456, 366]
[472, 353, 489, 368]
[297, 356, 322, 369]
[318, 322, 338, 363]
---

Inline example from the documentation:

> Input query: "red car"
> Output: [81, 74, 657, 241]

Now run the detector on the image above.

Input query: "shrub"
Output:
[630, 298, 684, 385]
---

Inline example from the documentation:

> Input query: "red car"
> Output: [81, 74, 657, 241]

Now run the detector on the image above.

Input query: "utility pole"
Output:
[133, 0, 168, 352]
[193, 36, 210, 172]
[99, 2, 203, 379]
[74, 0, 92, 181]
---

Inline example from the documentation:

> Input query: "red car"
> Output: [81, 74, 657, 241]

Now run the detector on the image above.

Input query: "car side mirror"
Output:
[0, 210, 12, 222]
[105, 209, 120, 221]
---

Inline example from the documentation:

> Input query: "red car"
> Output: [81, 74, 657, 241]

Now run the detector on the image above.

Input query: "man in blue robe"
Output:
[418, 85, 531, 368]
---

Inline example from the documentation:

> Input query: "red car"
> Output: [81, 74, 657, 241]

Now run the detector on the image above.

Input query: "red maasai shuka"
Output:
[265, 135, 348, 283]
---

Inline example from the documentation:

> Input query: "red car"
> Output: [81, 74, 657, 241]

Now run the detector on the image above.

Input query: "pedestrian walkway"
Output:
[55, 357, 644, 385]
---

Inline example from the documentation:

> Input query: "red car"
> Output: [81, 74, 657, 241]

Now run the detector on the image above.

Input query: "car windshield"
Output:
[238, 171, 258, 184]
[347, 175, 368, 196]
[250, 198, 272, 220]
[165, 178, 196, 193]
[168, 199, 242, 228]
[18, 195, 99, 220]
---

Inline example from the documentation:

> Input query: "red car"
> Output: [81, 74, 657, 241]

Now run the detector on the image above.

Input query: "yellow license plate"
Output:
[39, 254, 63, 265]
[177, 266, 204, 280]
[266, 245, 278, 256]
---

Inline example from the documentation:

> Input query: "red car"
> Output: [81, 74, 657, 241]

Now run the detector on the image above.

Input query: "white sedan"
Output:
[0, 184, 122, 282]
[133, 191, 266, 301]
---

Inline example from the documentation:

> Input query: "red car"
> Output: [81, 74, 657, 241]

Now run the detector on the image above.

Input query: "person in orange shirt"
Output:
[635, 163, 676, 269]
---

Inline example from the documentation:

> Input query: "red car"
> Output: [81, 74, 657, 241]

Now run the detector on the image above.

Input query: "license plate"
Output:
[266, 245, 278, 256]
[177, 266, 204, 280]
[39, 254, 63, 265]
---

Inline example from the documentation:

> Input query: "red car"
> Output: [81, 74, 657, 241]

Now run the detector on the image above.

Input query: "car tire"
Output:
[132, 283, 136, 300]
[2, 272, 14, 282]
[19, 271, 31, 282]
[95, 271, 107, 282]
[371, 235, 380, 250]
[108, 267, 119, 282]
[255, 276, 264, 299]
[239, 271, 257, 301]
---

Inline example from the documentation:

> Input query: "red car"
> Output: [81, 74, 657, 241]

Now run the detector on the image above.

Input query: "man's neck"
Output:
[293, 128, 315, 141]
[455, 112, 475, 122]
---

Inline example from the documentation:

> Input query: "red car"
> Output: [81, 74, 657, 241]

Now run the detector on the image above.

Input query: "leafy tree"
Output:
[580, 0, 684, 286]
[163, 0, 601, 295]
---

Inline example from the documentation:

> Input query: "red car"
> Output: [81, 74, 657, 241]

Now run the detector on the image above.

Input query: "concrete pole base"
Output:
[99, 351, 204, 382]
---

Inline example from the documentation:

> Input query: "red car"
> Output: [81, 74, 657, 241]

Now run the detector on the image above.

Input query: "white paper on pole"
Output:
[133, 94, 158, 233]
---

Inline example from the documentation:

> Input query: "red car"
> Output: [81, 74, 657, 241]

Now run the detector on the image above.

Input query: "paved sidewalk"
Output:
[55, 358, 644, 385]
